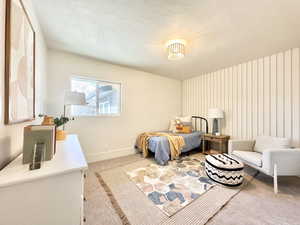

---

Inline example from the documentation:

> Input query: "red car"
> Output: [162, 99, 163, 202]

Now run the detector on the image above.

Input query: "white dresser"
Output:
[0, 135, 88, 225]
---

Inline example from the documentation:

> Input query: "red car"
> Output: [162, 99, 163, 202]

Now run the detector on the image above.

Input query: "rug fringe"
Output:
[95, 172, 132, 225]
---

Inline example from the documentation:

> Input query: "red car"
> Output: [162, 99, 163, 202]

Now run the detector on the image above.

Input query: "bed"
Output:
[142, 116, 208, 165]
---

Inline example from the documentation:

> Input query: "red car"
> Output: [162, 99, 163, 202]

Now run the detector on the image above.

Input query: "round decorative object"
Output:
[205, 154, 244, 187]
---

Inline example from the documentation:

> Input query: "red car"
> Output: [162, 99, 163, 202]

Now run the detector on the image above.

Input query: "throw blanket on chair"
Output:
[136, 132, 185, 160]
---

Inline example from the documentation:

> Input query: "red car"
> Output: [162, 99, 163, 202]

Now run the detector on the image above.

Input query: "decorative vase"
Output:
[56, 129, 66, 141]
[42, 116, 54, 125]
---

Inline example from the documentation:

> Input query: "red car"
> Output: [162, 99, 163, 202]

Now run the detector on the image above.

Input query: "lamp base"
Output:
[212, 118, 219, 135]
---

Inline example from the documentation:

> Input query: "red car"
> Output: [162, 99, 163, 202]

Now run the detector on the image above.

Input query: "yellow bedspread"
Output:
[136, 132, 185, 160]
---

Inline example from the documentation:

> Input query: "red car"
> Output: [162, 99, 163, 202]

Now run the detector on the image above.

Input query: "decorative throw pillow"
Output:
[181, 125, 192, 133]
[175, 116, 193, 133]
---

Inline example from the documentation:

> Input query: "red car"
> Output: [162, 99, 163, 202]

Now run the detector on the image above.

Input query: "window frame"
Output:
[70, 75, 122, 117]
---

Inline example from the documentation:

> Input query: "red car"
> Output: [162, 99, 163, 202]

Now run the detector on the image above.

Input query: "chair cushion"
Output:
[232, 150, 262, 167]
[254, 136, 290, 153]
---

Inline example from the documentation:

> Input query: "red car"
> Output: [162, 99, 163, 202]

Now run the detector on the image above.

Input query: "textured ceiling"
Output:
[32, 0, 300, 80]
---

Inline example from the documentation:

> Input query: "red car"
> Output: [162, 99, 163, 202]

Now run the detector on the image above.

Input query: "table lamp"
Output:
[63, 91, 87, 129]
[208, 108, 224, 135]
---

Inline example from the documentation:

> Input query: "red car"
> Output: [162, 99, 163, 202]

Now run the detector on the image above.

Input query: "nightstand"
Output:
[202, 134, 230, 154]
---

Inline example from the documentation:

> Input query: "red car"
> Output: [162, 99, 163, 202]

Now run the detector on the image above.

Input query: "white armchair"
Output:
[228, 136, 300, 193]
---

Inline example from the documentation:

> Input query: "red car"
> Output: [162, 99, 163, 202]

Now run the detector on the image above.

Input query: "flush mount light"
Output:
[165, 39, 186, 60]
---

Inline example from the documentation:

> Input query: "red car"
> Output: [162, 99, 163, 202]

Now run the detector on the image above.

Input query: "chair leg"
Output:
[273, 163, 278, 194]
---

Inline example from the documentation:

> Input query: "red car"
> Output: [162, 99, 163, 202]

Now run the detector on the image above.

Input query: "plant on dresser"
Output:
[39, 114, 74, 140]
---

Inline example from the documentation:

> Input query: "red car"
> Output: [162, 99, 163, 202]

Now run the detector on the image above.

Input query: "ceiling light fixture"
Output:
[165, 39, 186, 60]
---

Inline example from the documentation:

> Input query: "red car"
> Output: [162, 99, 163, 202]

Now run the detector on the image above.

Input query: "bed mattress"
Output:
[148, 131, 203, 165]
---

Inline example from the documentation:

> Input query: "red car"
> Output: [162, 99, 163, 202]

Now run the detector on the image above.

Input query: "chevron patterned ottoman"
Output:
[205, 154, 244, 187]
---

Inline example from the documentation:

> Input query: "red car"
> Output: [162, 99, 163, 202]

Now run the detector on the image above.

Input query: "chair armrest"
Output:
[262, 149, 300, 176]
[228, 140, 255, 154]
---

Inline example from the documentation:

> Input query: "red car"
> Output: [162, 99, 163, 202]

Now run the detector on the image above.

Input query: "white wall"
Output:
[46, 49, 182, 162]
[0, 0, 48, 168]
[183, 48, 300, 147]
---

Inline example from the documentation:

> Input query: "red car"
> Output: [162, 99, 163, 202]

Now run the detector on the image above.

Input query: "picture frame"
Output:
[4, 0, 35, 125]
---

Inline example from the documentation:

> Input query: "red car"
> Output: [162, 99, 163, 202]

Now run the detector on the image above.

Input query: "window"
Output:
[71, 76, 121, 116]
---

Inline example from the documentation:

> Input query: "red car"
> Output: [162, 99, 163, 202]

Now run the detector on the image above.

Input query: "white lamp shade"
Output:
[208, 108, 224, 119]
[64, 91, 87, 105]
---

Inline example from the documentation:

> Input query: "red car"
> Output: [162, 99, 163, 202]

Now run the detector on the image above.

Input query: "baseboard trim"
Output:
[86, 147, 136, 163]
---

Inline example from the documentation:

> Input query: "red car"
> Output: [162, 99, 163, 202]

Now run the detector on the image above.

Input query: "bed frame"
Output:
[192, 116, 209, 152]
[191, 116, 208, 133]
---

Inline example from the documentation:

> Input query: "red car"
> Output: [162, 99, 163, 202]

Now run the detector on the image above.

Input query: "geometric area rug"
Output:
[90, 154, 258, 225]
[126, 154, 215, 216]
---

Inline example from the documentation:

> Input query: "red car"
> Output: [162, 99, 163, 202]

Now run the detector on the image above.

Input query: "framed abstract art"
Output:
[4, 0, 35, 124]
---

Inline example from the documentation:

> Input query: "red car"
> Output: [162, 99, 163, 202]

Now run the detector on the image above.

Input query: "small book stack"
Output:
[23, 125, 56, 165]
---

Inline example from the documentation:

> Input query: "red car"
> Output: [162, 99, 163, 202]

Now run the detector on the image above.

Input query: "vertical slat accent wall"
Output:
[182, 48, 300, 146]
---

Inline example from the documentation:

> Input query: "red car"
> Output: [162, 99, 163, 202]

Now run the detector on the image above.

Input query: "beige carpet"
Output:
[85, 154, 261, 225]
[207, 173, 300, 225]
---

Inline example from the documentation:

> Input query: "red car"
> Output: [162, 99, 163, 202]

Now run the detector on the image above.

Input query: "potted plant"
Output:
[54, 116, 71, 140]
[39, 115, 73, 140]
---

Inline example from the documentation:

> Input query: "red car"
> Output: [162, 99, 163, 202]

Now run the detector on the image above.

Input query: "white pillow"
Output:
[168, 120, 177, 133]
[254, 136, 291, 153]
[175, 115, 192, 123]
